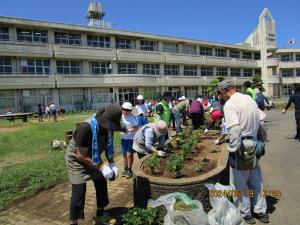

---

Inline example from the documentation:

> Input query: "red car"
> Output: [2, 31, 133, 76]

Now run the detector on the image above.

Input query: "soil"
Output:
[143, 131, 223, 179]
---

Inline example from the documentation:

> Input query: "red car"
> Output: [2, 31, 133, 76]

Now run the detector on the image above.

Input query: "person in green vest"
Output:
[154, 93, 171, 140]
[243, 81, 257, 100]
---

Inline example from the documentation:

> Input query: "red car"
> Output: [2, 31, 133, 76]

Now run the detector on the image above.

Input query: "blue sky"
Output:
[0, 0, 299, 48]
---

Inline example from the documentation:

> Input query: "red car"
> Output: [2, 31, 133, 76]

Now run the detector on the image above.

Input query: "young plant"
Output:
[175, 132, 187, 145]
[166, 153, 183, 178]
[182, 143, 192, 159]
[121, 207, 160, 225]
[195, 165, 204, 172]
[202, 157, 210, 163]
[146, 155, 160, 174]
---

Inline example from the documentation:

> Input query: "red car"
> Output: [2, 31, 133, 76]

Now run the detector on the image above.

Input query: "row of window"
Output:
[281, 68, 300, 77]
[0, 58, 261, 76]
[281, 54, 300, 62]
[0, 26, 260, 59]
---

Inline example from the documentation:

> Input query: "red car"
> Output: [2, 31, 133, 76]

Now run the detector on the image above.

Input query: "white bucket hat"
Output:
[137, 95, 144, 100]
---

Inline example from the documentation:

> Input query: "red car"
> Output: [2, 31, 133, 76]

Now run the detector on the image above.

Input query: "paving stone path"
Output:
[0, 155, 134, 225]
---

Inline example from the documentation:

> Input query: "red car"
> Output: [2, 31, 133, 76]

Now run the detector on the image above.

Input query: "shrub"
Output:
[195, 165, 204, 172]
[166, 154, 183, 178]
[202, 157, 209, 162]
[121, 207, 160, 225]
[146, 155, 160, 174]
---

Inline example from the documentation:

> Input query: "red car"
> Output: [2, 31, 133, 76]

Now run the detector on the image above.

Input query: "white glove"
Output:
[157, 150, 166, 157]
[101, 165, 114, 180]
[282, 109, 286, 115]
[204, 128, 208, 134]
[109, 163, 119, 179]
[214, 139, 220, 145]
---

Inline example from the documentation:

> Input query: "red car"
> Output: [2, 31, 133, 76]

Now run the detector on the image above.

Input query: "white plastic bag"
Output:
[148, 192, 208, 225]
[205, 183, 244, 225]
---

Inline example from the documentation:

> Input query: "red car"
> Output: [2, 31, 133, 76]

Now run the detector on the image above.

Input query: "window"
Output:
[90, 62, 111, 75]
[230, 50, 240, 58]
[215, 49, 227, 57]
[143, 87, 161, 100]
[54, 32, 81, 45]
[281, 54, 291, 62]
[230, 68, 241, 77]
[59, 88, 85, 107]
[184, 65, 197, 76]
[281, 68, 294, 77]
[0, 58, 12, 74]
[0, 27, 9, 41]
[164, 65, 179, 75]
[200, 67, 213, 76]
[296, 69, 300, 77]
[185, 86, 198, 98]
[116, 38, 135, 49]
[0, 90, 15, 111]
[87, 35, 110, 48]
[200, 86, 209, 98]
[118, 63, 137, 74]
[216, 67, 228, 76]
[243, 69, 253, 77]
[282, 84, 294, 96]
[140, 40, 158, 51]
[295, 54, 300, 61]
[199, 47, 212, 56]
[255, 68, 261, 75]
[163, 43, 178, 53]
[182, 45, 196, 55]
[242, 52, 252, 60]
[143, 64, 160, 75]
[20, 59, 50, 74]
[17, 29, 48, 43]
[254, 52, 261, 60]
[56, 61, 81, 74]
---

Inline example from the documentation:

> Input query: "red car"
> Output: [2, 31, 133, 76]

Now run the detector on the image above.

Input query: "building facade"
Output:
[0, 7, 299, 113]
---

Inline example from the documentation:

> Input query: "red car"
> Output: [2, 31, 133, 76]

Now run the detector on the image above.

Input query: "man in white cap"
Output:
[133, 120, 167, 158]
[218, 80, 269, 224]
[136, 95, 149, 127]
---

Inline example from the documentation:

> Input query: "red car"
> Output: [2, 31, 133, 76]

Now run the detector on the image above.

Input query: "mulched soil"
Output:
[143, 132, 223, 179]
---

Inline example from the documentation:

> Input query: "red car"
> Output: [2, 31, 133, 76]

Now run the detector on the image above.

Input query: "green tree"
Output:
[207, 76, 225, 95]
[252, 75, 265, 92]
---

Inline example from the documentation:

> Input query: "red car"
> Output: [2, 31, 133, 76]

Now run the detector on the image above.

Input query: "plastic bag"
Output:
[205, 183, 244, 225]
[148, 192, 208, 225]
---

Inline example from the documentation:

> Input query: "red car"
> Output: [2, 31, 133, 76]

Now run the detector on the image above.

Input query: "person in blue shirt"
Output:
[282, 84, 300, 141]
[254, 88, 269, 111]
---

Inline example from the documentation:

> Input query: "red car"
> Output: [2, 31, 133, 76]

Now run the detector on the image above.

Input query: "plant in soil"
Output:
[166, 154, 183, 178]
[182, 143, 192, 159]
[202, 157, 209, 162]
[195, 165, 204, 172]
[175, 132, 187, 145]
[146, 154, 160, 175]
[121, 207, 160, 225]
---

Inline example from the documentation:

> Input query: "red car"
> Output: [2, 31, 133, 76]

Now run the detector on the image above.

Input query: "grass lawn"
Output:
[0, 113, 121, 210]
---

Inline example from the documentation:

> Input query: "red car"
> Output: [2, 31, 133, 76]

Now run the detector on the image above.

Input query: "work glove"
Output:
[282, 109, 286, 115]
[100, 165, 114, 180]
[157, 150, 166, 157]
[109, 163, 119, 179]
[214, 139, 220, 145]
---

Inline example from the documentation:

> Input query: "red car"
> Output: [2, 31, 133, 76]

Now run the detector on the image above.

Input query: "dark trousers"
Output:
[69, 177, 109, 220]
[190, 113, 204, 130]
[296, 111, 300, 138]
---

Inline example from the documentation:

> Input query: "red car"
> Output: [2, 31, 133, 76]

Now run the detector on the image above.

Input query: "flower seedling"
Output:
[166, 154, 183, 178]
[147, 155, 160, 175]
[202, 157, 209, 163]
[182, 143, 192, 159]
[195, 165, 204, 172]
[121, 207, 159, 225]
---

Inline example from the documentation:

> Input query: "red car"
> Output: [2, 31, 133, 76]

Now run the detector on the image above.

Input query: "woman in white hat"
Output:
[135, 95, 149, 127]
[120, 102, 139, 178]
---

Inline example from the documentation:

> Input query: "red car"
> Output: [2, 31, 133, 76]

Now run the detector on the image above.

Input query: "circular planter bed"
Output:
[133, 131, 229, 212]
